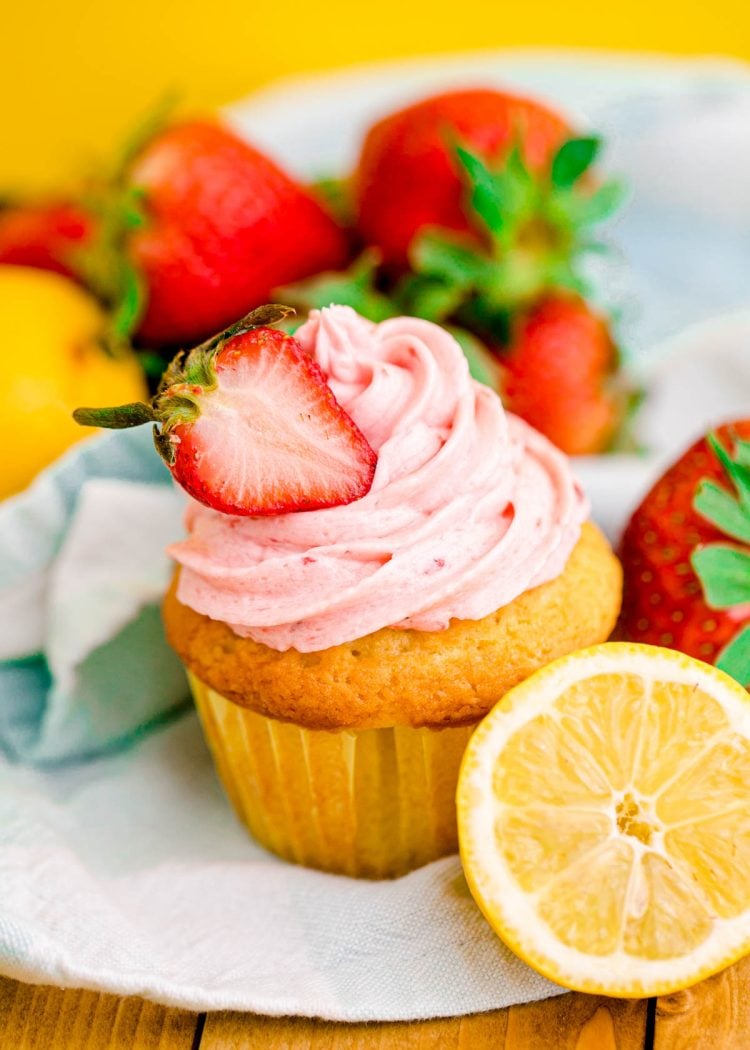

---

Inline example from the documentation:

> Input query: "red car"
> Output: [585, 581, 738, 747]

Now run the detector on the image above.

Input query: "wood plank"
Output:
[200, 993, 649, 1049]
[654, 955, 750, 1049]
[0, 977, 199, 1050]
[505, 993, 648, 1049]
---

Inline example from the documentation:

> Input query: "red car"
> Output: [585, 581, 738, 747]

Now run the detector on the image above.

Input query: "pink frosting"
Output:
[169, 306, 588, 652]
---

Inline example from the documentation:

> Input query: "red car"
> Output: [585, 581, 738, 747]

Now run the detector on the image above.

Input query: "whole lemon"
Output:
[0, 266, 148, 499]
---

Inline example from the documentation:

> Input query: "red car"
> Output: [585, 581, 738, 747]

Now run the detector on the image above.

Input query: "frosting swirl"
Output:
[170, 306, 588, 652]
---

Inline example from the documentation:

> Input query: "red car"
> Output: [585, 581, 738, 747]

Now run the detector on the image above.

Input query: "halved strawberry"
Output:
[73, 305, 377, 516]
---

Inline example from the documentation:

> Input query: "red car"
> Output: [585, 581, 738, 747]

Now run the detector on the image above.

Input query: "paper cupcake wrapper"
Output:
[189, 673, 476, 879]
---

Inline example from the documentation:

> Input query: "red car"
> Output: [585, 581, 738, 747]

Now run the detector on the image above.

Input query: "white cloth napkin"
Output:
[0, 719, 567, 1018]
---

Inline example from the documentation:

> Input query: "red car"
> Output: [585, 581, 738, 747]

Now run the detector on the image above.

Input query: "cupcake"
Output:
[160, 305, 622, 878]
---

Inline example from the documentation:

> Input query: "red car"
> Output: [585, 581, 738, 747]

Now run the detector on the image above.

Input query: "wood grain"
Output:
[654, 954, 750, 1049]
[13, 962, 750, 1050]
[505, 994, 648, 1049]
[0, 978, 198, 1049]
[199, 994, 648, 1049]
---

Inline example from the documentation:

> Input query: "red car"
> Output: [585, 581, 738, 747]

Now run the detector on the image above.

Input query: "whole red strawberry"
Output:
[499, 295, 621, 455]
[0, 202, 92, 278]
[619, 421, 750, 678]
[356, 89, 570, 268]
[96, 120, 349, 347]
[353, 88, 625, 335]
[73, 305, 377, 516]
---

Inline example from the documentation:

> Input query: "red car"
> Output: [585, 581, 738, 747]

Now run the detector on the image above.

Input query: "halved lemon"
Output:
[457, 642, 750, 997]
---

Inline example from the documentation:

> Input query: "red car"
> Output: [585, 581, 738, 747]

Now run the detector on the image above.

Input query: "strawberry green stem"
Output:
[72, 402, 155, 429]
[402, 133, 627, 324]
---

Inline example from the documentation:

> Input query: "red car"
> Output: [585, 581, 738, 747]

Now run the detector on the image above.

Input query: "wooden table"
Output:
[2, 955, 748, 1048]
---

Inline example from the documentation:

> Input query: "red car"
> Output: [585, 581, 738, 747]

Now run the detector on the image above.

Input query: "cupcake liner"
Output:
[189, 673, 476, 879]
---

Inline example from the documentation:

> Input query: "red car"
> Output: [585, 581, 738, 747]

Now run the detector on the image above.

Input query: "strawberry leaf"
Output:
[397, 274, 466, 322]
[411, 230, 492, 286]
[551, 136, 601, 189]
[691, 544, 750, 608]
[276, 251, 397, 324]
[474, 251, 551, 309]
[70, 98, 180, 345]
[544, 258, 589, 296]
[121, 186, 148, 230]
[110, 260, 147, 341]
[456, 298, 511, 346]
[430, 130, 627, 321]
[75, 185, 150, 343]
[488, 148, 537, 242]
[717, 625, 750, 687]
[709, 432, 750, 512]
[734, 438, 750, 469]
[694, 479, 750, 544]
[138, 351, 169, 379]
[455, 145, 506, 236]
[563, 179, 627, 227]
[311, 175, 353, 226]
[501, 144, 536, 210]
[405, 231, 503, 321]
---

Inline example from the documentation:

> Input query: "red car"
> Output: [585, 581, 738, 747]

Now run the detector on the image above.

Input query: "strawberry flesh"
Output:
[169, 327, 377, 516]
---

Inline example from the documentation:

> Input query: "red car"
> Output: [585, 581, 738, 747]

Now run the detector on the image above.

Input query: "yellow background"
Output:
[2, 0, 748, 191]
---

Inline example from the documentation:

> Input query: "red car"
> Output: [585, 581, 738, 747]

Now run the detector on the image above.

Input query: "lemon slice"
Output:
[457, 642, 750, 997]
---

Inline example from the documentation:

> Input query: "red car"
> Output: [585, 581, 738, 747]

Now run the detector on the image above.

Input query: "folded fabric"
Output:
[0, 428, 189, 764]
[0, 716, 565, 1019]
